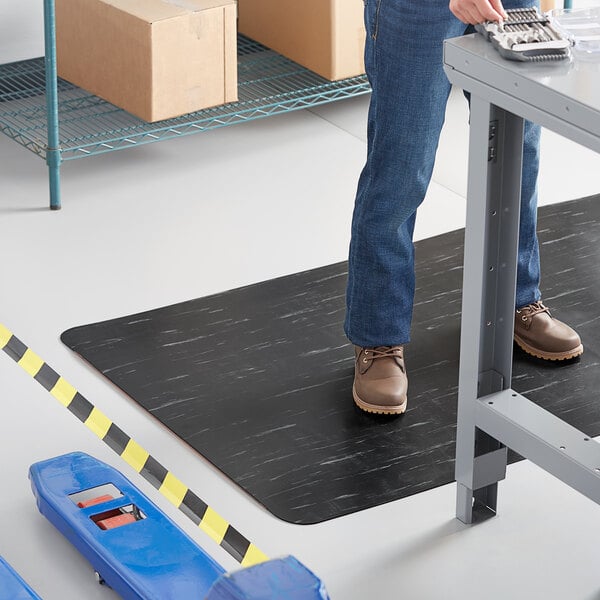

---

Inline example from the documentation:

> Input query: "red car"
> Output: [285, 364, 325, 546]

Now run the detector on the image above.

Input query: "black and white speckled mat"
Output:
[62, 195, 600, 524]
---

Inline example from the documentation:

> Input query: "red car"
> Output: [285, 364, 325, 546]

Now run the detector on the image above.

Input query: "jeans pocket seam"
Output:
[372, 0, 383, 40]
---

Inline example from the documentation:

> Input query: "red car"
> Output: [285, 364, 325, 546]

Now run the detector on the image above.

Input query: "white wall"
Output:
[0, 0, 45, 63]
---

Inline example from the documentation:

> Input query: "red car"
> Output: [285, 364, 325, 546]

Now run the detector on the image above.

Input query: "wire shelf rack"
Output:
[0, 35, 370, 162]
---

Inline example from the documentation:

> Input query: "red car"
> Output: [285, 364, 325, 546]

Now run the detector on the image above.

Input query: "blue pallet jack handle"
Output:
[206, 557, 330, 600]
[30, 452, 330, 600]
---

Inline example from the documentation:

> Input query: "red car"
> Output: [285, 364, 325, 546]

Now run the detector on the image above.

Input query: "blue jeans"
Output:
[344, 0, 542, 347]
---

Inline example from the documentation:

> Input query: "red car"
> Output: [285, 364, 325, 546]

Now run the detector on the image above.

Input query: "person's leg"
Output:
[346, 1, 468, 414]
[504, 1, 583, 360]
[514, 118, 583, 361]
[347, 0, 542, 347]
[345, 0, 465, 348]
[516, 120, 542, 307]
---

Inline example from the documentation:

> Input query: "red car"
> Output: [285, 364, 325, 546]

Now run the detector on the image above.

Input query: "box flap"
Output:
[100, 0, 234, 23]
[179, 0, 237, 10]
[168, 0, 236, 10]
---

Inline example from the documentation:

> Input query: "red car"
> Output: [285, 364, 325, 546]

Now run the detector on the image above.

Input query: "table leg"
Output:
[455, 96, 525, 524]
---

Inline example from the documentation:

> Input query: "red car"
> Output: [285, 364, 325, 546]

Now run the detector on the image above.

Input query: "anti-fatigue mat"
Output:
[62, 195, 600, 524]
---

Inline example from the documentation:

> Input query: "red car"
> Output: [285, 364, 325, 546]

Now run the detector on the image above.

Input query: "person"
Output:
[345, 0, 583, 415]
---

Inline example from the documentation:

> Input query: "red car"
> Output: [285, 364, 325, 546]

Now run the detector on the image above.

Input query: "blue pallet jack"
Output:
[0, 556, 43, 600]
[29, 452, 329, 600]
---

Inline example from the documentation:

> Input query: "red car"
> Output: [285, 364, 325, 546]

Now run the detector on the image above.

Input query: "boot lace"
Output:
[363, 346, 404, 360]
[516, 300, 550, 321]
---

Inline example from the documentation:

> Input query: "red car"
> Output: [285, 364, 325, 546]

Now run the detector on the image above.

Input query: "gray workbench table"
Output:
[443, 34, 600, 523]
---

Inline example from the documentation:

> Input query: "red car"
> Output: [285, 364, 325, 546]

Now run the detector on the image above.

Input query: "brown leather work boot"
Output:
[353, 346, 408, 415]
[514, 301, 583, 361]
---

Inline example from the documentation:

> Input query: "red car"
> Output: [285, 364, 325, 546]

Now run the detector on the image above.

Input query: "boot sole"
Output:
[514, 334, 584, 361]
[352, 384, 407, 415]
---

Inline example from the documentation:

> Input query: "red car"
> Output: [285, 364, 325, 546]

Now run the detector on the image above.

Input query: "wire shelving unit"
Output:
[0, 0, 370, 209]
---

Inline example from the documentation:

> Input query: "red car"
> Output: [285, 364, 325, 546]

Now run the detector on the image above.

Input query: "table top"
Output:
[444, 34, 600, 147]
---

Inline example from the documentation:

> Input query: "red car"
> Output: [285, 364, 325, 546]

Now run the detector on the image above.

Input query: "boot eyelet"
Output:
[521, 316, 528, 321]
[364, 350, 369, 355]
[363, 358, 368, 363]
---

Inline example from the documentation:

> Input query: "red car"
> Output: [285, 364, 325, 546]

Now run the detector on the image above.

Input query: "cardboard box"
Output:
[238, 0, 365, 81]
[56, 0, 238, 122]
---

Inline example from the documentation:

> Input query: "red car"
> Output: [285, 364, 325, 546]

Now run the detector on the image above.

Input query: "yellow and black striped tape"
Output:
[0, 323, 268, 568]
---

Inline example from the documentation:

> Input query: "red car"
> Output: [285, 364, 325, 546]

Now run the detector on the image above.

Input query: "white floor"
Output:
[1, 80, 600, 599]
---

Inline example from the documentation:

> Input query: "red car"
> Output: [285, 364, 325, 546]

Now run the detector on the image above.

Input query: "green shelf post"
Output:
[44, 0, 62, 210]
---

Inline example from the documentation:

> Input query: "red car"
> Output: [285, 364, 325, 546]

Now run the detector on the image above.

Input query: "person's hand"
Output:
[449, 0, 508, 24]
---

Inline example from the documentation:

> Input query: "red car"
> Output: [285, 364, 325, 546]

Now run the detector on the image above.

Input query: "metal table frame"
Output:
[444, 35, 600, 524]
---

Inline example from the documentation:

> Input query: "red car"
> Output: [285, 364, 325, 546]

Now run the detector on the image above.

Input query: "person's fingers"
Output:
[476, 0, 505, 22]
[489, 0, 508, 19]
[450, 0, 506, 24]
